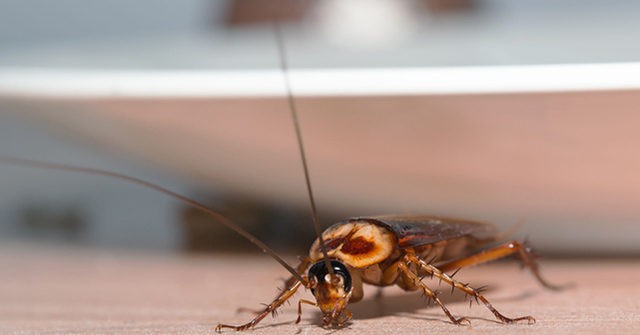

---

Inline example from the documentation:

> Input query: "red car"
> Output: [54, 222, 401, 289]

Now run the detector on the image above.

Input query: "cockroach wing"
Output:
[353, 215, 499, 249]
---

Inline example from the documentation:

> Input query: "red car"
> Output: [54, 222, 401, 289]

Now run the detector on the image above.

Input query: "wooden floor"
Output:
[1, 244, 638, 335]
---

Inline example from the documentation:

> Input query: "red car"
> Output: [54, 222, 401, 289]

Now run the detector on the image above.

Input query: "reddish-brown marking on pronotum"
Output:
[325, 237, 345, 249]
[340, 236, 375, 255]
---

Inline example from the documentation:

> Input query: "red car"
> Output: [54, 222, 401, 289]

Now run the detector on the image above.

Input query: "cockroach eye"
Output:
[308, 260, 352, 293]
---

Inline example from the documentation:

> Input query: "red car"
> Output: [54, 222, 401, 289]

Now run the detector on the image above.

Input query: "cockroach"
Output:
[0, 22, 565, 332]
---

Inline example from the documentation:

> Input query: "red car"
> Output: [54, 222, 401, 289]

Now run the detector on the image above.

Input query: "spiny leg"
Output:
[329, 290, 354, 328]
[216, 280, 303, 332]
[437, 240, 566, 290]
[296, 299, 316, 324]
[397, 261, 470, 325]
[339, 309, 353, 327]
[216, 258, 312, 332]
[406, 253, 535, 324]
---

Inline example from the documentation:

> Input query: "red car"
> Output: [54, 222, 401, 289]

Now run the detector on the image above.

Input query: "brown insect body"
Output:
[215, 215, 563, 331]
[312, 215, 555, 323]
[310, 215, 493, 287]
[306, 215, 496, 326]
[310, 215, 498, 271]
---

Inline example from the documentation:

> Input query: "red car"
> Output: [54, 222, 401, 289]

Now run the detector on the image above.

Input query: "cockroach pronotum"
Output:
[0, 22, 566, 332]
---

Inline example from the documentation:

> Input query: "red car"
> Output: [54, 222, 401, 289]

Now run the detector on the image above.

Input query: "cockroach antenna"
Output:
[273, 22, 334, 276]
[0, 156, 305, 283]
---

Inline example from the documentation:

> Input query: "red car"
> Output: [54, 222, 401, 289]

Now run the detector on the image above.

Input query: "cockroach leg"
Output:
[216, 279, 303, 332]
[406, 253, 535, 325]
[397, 261, 471, 326]
[296, 299, 316, 324]
[232, 257, 313, 320]
[339, 309, 353, 327]
[437, 240, 567, 290]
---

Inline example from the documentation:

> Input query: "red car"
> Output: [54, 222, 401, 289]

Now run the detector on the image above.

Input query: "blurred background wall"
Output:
[1, 0, 640, 256]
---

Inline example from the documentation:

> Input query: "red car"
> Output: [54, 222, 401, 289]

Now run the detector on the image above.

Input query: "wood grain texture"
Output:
[1, 244, 638, 334]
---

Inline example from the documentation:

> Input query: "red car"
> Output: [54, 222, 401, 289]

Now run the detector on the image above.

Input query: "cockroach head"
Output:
[307, 260, 353, 328]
